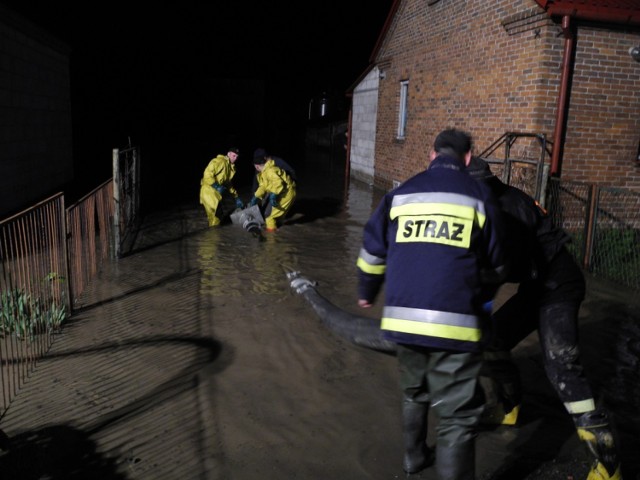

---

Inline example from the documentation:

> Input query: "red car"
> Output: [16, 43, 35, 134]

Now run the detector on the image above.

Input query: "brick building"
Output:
[348, 0, 640, 193]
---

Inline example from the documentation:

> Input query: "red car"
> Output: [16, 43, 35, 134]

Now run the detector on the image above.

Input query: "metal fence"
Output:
[481, 132, 640, 290]
[0, 146, 141, 418]
[480, 131, 551, 204]
[487, 158, 640, 291]
[66, 180, 114, 306]
[547, 179, 640, 290]
[0, 194, 69, 414]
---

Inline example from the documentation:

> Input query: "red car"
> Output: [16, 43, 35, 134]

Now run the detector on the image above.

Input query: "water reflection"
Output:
[196, 172, 383, 304]
[197, 224, 300, 297]
[197, 228, 246, 297]
[250, 233, 299, 294]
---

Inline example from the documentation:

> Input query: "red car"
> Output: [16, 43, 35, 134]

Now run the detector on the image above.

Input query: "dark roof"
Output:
[534, 0, 640, 25]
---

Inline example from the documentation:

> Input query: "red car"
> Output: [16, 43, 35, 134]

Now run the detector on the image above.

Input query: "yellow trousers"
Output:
[199, 184, 223, 227]
[265, 186, 296, 229]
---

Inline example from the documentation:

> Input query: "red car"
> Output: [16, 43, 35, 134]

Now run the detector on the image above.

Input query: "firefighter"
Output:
[467, 156, 622, 480]
[199, 147, 244, 227]
[251, 148, 297, 193]
[357, 129, 508, 479]
[249, 154, 296, 232]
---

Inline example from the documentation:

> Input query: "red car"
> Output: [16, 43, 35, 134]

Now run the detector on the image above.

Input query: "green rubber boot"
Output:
[402, 399, 434, 474]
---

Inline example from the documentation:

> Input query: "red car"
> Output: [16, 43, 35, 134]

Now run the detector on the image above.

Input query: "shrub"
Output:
[0, 286, 67, 339]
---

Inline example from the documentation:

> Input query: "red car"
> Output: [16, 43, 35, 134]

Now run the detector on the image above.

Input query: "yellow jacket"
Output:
[201, 154, 238, 197]
[254, 159, 295, 199]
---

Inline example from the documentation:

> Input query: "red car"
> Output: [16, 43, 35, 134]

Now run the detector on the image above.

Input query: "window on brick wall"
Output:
[397, 80, 409, 139]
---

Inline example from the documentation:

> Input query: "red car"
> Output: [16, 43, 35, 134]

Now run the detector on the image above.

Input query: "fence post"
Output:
[583, 183, 599, 271]
[112, 148, 120, 259]
[538, 163, 550, 209]
[60, 196, 71, 312]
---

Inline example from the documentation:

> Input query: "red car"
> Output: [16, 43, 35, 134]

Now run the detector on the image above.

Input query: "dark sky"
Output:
[5, 1, 391, 204]
[8, 2, 389, 99]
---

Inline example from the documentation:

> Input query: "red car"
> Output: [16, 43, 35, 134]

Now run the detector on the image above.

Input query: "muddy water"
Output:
[113, 156, 389, 477]
[132, 152, 640, 479]
[0, 148, 640, 480]
[182, 160, 408, 479]
[5, 151, 636, 479]
[195, 160, 384, 312]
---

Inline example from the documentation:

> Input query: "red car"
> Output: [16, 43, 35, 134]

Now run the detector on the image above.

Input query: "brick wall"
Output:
[370, 0, 640, 191]
[0, 4, 73, 218]
[563, 27, 640, 190]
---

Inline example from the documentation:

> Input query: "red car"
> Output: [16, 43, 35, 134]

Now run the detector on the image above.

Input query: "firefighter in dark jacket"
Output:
[467, 156, 622, 480]
[357, 129, 508, 479]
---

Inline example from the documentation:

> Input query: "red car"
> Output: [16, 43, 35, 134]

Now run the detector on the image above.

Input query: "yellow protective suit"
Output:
[199, 154, 239, 227]
[254, 159, 296, 230]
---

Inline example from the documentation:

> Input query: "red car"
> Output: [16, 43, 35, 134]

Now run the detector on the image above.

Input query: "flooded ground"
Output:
[0, 151, 638, 479]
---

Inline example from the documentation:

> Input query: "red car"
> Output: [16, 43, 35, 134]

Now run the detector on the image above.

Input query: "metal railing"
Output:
[0, 194, 69, 414]
[0, 145, 141, 418]
[548, 179, 640, 290]
[479, 131, 552, 203]
[66, 180, 114, 306]
[480, 132, 639, 290]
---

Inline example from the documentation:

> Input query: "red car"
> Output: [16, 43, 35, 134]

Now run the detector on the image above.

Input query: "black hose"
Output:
[288, 272, 397, 354]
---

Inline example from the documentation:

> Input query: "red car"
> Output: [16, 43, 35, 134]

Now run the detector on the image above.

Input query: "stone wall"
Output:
[349, 66, 380, 185]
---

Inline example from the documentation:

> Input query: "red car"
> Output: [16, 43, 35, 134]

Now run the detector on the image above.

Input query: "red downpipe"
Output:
[551, 15, 575, 176]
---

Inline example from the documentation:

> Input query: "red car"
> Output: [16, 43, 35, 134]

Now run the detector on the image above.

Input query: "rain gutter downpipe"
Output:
[551, 15, 575, 176]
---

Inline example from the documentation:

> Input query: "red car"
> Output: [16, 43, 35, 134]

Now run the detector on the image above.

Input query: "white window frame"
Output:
[397, 80, 409, 139]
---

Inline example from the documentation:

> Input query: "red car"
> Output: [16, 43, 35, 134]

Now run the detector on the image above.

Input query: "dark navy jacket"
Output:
[357, 155, 507, 352]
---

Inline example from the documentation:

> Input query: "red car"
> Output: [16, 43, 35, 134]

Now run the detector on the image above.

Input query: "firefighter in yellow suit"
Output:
[199, 148, 243, 227]
[249, 154, 296, 232]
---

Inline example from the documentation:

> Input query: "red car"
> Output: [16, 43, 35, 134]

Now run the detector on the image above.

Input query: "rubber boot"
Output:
[402, 400, 434, 474]
[573, 410, 622, 480]
[479, 351, 521, 426]
[435, 439, 475, 480]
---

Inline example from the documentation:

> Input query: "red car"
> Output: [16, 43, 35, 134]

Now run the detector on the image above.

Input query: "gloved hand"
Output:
[249, 196, 260, 207]
[269, 192, 278, 207]
[212, 183, 226, 194]
[482, 300, 493, 314]
[235, 197, 244, 209]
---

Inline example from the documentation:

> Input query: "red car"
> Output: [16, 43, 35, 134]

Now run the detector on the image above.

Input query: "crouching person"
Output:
[467, 156, 623, 480]
[199, 147, 243, 227]
[249, 154, 296, 232]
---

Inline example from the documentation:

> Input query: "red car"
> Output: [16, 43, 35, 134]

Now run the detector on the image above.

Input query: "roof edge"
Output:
[368, 0, 402, 64]
[534, 0, 640, 27]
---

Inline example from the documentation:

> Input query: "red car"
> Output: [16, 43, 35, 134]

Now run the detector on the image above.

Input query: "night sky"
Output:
[5, 1, 390, 205]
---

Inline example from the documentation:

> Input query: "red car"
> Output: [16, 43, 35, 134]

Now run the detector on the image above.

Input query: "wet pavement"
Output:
[0, 153, 638, 479]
